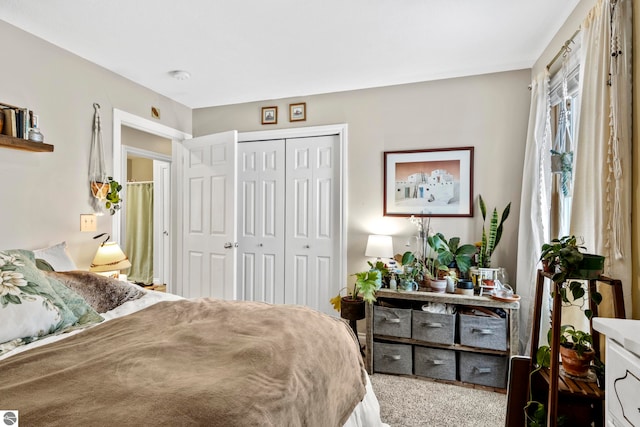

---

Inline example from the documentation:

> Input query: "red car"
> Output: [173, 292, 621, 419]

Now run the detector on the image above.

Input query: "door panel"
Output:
[181, 130, 237, 299]
[237, 140, 285, 303]
[285, 135, 340, 315]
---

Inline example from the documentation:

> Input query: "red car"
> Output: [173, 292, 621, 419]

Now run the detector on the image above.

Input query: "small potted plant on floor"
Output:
[330, 270, 379, 321]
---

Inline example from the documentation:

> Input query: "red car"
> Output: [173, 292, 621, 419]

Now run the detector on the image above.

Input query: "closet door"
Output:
[285, 135, 340, 315]
[237, 140, 286, 303]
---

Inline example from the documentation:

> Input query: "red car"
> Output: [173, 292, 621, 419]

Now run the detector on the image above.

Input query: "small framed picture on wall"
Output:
[261, 106, 278, 125]
[289, 102, 306, 122]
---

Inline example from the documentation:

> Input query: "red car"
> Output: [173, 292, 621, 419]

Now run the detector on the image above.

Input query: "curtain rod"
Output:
[546, 29, 581, 70]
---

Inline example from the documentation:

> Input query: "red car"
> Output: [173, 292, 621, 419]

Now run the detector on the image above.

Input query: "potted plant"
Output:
[539, 236, 603, 319]
[330, 270, 380, 321]
[424, 235, 451, 292]
[367, 259, 390, 289]
[477, 195, 511, 268]
[91, 176, 123, 215]
[557, 325, 595, 377]
[104, 177, 123, 215]
[430, 232, 477, 277]
[397, 251, 423, 291]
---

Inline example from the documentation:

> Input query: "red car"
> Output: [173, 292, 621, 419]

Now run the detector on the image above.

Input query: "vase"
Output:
[429, 278, 446, 293]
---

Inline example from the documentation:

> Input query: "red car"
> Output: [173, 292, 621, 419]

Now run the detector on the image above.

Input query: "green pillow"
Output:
[0, 250, 83, 345]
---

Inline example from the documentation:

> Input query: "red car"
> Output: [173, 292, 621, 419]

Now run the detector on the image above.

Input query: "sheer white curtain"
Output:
[515, 70, 553, 354]
[571, 0, 632, 317]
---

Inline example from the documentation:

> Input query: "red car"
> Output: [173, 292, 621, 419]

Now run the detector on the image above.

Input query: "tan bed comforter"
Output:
[0, 298, 366, 426]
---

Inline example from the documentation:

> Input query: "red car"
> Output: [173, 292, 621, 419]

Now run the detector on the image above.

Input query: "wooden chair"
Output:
[505, 270, 625, 427]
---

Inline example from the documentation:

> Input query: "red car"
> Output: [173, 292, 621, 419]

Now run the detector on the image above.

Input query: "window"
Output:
[548, 43, 581, 239]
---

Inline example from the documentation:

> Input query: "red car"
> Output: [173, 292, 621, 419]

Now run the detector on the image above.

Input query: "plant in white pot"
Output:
[477, 195, 511, 269]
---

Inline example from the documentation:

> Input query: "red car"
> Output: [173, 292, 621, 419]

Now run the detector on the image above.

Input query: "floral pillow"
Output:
[0, 250, 101, 348]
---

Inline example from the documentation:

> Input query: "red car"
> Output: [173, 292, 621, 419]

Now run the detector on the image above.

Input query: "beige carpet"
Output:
[370, 374, 507, 427]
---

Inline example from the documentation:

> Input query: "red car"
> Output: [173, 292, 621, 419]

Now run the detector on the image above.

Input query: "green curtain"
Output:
[125, 182, 154, 284]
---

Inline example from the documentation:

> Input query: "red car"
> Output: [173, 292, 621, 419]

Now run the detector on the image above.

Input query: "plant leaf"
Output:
[479, 194, 487, 220]
[330, 294, 341, 312]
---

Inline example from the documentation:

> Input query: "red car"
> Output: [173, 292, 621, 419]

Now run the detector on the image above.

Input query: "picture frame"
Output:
[383, 147, 474, 217]
[289, 102, 306, 122]
[261, 106, 278, 125]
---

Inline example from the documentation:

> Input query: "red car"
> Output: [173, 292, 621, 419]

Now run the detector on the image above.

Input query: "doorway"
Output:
[112, 109, 192, 293]
[122, 142, 171, 285]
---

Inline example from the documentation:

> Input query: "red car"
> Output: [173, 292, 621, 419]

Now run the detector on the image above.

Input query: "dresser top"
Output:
[593, 317, 640, 355]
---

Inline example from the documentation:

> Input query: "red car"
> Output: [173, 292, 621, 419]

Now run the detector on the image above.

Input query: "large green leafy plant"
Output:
[330, 270, 379, 312]
[429, 233, 477, 275]
[477, 195, 511, 268]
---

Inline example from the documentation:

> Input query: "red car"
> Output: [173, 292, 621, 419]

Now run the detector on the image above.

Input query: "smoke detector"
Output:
[169, 70, 191, 80]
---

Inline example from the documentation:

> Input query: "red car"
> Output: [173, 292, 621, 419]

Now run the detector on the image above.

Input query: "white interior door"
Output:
[153, 159, 171, 286]
[237, 140, 286, 303]
[180, 130, 238, 299]
[285, 135, 340, 315]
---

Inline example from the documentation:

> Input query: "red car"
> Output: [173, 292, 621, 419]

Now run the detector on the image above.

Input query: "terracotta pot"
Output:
[91, 181, 109, 199]
[340, 296, 365, 321]
[559, 344, 594, 377]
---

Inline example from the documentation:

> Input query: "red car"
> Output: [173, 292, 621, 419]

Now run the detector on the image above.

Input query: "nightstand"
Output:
[593, 318, 640, 427]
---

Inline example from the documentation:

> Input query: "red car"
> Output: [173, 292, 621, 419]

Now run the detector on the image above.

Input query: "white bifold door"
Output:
[180, 130, 342, 316]
[238, 135, 340, 315]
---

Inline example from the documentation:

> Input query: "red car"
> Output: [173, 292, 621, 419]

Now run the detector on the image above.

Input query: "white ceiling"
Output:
[1, 0, 579, 109]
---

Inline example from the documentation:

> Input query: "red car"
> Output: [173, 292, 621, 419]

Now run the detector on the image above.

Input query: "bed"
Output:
[0, 247, 386, 426]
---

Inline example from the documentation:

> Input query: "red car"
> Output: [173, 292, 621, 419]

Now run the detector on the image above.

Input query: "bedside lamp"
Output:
[365, 234, 394, 261]
[90, 233, 131, 279]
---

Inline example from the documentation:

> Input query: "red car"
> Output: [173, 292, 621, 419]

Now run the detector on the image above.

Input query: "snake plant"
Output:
[478, 195, 511, 268]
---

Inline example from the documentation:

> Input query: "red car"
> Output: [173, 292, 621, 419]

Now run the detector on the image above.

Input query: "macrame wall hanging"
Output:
[550, 53, 574, 197]
[88, 103, 122, 215]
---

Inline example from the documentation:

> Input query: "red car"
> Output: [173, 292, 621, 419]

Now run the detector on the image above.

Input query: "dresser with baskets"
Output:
[364, 289, 520, 390]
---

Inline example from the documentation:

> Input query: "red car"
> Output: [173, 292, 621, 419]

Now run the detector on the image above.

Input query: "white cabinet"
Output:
[593, 318, 640, 427]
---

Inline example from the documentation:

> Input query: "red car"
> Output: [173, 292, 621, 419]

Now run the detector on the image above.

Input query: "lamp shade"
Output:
[90, 241, 132, 272]
[365, 235, 394, 258]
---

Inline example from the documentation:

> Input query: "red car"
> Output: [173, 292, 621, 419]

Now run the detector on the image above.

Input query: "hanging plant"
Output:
[104, 177, 122, 215]
[550, 149, 573, 196]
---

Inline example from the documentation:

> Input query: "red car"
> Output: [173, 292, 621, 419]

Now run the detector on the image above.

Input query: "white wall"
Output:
[0, 20, 191, 269]
[194, 70, 531, 289]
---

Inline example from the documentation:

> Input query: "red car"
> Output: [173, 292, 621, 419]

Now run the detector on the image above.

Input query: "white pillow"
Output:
[33, 241, 78, 271]
[0, 295, 63, 344]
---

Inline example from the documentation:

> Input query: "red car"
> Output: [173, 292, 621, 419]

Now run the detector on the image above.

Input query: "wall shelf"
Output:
[0, 133, 53, 152]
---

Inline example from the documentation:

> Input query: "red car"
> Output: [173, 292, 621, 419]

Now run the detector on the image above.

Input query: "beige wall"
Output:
[127, 158, 154, 182]
[122, 126, 172, 157]
[194, 70, 531, 289]
[0, 20, 191, 268]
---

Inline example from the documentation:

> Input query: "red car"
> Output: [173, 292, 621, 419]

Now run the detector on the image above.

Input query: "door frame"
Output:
[238, 123, 349, 299]
[112, 109, 192, 292]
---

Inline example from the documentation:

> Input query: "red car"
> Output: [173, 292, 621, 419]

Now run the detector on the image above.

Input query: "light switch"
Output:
[80, 214, 97, 232]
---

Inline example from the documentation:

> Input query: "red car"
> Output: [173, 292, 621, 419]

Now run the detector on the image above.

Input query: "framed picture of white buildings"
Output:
[383, 147, 474, 217]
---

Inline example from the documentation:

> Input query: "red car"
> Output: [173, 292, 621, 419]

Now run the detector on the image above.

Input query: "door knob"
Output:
[304, 244, 310, 249]
[224, 242, 233, 249]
